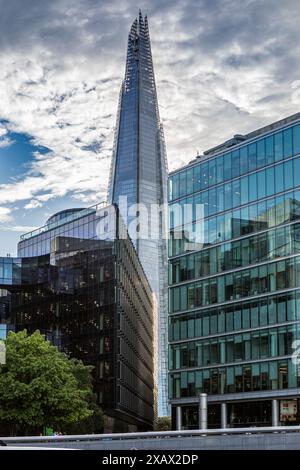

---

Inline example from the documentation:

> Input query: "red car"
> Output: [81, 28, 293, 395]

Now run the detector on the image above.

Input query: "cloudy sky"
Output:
[0, 0, 300, 255]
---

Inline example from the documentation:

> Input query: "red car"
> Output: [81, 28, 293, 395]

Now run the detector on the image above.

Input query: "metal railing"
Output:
[20, 201, 108, 241]
[2, 425, 300, 445]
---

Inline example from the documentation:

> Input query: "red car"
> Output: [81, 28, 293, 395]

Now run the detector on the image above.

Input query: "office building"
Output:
[168, 113, 300, 428]
[0, 203, 155, 431]
[108, 12, 169, 416]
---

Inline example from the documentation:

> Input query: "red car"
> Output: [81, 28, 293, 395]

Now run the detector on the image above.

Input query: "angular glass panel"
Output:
[248, 143, 257, 171]
[293, 124, 300, 155]
[274, 132, 283, 161]
[293, 157, 300, 187]
[249, 173, 257, 202]
[257, 170, 266, 200]
[224, 153, 232, 180]
[257, 139, 266, 167]
[275, 163, 284, 193]
[216, 155, 224, 183]
[284, 160, 294, 191]
[240, 146, 248, 174]
[266, 135, 274, 164]
[283, 127, 293, 159]
[232, 149, 240, 178]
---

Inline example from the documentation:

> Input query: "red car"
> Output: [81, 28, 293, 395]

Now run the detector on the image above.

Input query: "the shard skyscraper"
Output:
[108, 12, 169, 416]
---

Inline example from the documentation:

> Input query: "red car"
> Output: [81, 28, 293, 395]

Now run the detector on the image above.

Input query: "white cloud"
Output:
[0, 0, 299, 217]
[0, 207, 12, 223]
[24, 199, 43, 210]
[3, 225, 38, 233]
[0, 125, 14, 148]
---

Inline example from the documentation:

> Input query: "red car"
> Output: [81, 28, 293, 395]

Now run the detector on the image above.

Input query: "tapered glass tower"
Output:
[108, 12, 169, 416]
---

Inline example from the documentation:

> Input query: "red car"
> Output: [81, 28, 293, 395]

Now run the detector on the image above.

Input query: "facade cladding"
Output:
[168, 113, 300, 429]
[108, 12, 169, 416]
[0, 204, 155, 432]
[0, 289, 11, 340]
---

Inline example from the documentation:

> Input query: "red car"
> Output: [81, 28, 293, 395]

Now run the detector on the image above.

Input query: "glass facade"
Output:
[0, 289, 11, 340]
[168, 116, 300, 428]
[0, 204, 155, 432]
[108, 12, 169, 416]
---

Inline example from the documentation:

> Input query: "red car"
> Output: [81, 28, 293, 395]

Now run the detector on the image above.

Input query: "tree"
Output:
[154, 416, 171, 431]
[64, 358, 104, 434]
[0, 330, 94, 436]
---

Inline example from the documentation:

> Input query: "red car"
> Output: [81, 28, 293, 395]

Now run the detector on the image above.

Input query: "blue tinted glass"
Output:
[224, 183, 232, 210]
[283, 128, 293, 159]
[202, 190, 209, 217]
[216, 186, 224, 212]
[248, 143, 257, 171]
[208, 159, 216, 186]
[241, 175, 249, 205]
[232, 179, 241, 207]
[249, 173, 257, 202]
[209, 188, 217, 216]
[179, 170, 187, 197]
[216, 155, 224, 183]
[208, 217, 217, 243]
[257, 139, 266, 168]
[232, 150, 240, 178]
[0, 325, 6, 340]
[240, 146, 248, 174]
[293, 124, 300, 155]
[284, 160, 293, 190]
[224, 153, 232, 180]
[266, 167, 275, 197]
[257, 170, 266, 199]
[217, 214, 225, 241]
[249, 203, 258, 222]
[294, 156, 300, 187]
[275, 164, 284, 193]
[201, 162, 209, 189]
[172, 174, 179, 200]
[193, 193, 201, 220]
[186, 167, 193, 195]
[168, 179, 172, 200]
[265, 135, 274, 164]
[224, 212, 232, 240]
[193, 165, 201, 193]
[274, 132, 283, 161]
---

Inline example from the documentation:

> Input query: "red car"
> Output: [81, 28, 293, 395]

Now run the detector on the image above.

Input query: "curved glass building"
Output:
[0, 204, 155, 432]
[169, 113, 300, 429]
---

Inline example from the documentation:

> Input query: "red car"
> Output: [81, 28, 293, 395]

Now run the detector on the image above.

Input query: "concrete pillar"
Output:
[272, 399, 279, 427]
[176, 406, 182, 430]
[199, 393, 208, 430]
[221, 402, 227, 429]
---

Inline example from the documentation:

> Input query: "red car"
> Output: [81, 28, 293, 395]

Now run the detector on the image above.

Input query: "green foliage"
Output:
[154, 416, 171, 431]
[63, 359, 104, 434]
[0, 330, 96, 436]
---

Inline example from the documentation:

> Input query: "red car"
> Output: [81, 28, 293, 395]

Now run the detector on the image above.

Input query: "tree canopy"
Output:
[154, 416, 171, 431]
[0, 330, 101, 436]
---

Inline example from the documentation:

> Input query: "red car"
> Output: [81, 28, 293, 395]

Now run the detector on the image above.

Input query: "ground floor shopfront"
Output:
[171, 391, 300, 429]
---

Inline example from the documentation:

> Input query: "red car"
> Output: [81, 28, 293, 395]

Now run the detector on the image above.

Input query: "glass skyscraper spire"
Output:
[108, 12, 169, 416]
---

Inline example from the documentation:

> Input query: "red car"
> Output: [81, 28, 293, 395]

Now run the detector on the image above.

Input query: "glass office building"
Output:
[0, 289, 11, 340]
[0, 204, 155, 432]
[168, 113, 300, 429]
[108, 12, 169, 416]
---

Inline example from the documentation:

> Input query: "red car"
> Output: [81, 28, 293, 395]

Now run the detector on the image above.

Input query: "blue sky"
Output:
[0, 0, 300, 255]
